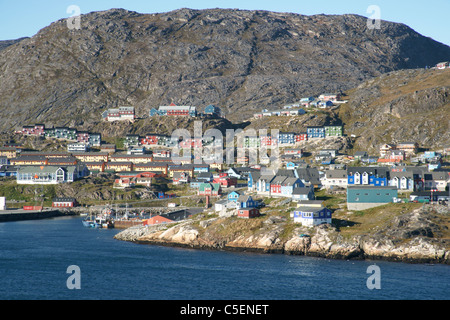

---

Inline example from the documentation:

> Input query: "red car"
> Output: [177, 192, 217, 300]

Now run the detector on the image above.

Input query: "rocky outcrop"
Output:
[114, 204, 450, 264]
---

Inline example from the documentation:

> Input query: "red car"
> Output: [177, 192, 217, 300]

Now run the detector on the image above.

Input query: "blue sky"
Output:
[1, 0, 449, 46]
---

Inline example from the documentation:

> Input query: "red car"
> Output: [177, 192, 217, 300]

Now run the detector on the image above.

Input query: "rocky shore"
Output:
[114, 204, 450, 264]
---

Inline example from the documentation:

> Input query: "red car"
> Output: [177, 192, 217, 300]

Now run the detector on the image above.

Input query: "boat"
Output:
[82, 206, 115, 229]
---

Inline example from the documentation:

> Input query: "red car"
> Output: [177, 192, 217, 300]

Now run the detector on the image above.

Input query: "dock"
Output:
[0, 208, 78, 223]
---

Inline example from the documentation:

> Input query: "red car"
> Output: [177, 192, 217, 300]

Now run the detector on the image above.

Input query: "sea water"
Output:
[0, 216, 448, 300]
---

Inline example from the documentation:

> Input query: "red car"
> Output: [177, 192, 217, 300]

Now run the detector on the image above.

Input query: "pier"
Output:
[0, 208, 78, 222]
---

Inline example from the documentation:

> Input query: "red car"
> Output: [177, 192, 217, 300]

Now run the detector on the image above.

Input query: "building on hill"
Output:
[347, 167, 389, 187]
[347, 186, 398, 210]
[102, 106, 135, 122]
[198, 182, 221, 196]
[203, 105, 221, 117]
[16, 164, 89, 185]
[150, 104, 197, 117]
[21, 124, 45, 136]
[307, 126, 325, 139]
[292, 206, 332, 226]
[324, 125, 343, 137]
[237, 208, 260, 219]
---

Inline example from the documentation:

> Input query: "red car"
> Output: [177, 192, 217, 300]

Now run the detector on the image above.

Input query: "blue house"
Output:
[280, 177, 304, 197]
[277, 132, 295, 145]
[347, 167, 389, 186]
[347, 186, 398, 210]
[292, 207, 332, 226]
[189, 180, 202, 189]
[203, 105, 221, 117]
[286, 162, 299, 170]
[247, 171, 261, 191]
[307, 126, 325, 139]
[291, 186, 315, 201]
[193, 164, 210, 173]
[0, 165, 17, 177]
[227, 191, 241, 202]
[318, 100, 334, 108]
[149, 108, 159, 117]
[236, 195, 256, 209]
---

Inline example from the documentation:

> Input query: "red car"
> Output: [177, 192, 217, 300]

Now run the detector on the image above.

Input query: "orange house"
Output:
[142, 215, 173, 225]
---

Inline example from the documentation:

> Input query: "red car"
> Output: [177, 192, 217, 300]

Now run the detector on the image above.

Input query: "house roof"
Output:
[53, 197, 76, 202]
[199, 183, 220, 191]
[347, 166, 389, 177]
[325, 170, 347, 179]
[237, 195, 253, 202]
[17, 165, 78, 174]
[282, 177, 300, 186]
[294, 206, 328, 214]
[292, 187, 312, 195]
[271, 176, 287, 185]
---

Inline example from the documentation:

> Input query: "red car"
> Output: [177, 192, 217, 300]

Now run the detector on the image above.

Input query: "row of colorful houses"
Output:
[239, 126, 343, 149]
[149, 104, 222, 118]
[321, 166, 450, 192]
[18, 124, 102, 147]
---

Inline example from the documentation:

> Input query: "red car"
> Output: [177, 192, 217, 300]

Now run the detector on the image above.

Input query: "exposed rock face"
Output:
[1, 8, 450, 130]
[340, 68, 450, 152]
[114, 205, 450, 264]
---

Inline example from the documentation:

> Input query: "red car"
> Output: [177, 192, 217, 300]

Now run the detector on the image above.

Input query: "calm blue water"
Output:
[0, 216, 448, 300]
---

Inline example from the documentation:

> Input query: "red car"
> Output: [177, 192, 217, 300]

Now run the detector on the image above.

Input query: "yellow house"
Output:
[134, 163, 168, 175]
[84, 162, 106, 172]
[0, 147, 17, 158]
[105, 162, 133, 172]
[109, 154, 153, 164]
[209, 162, 224, 171]
[72, 152, 109, 163]
[169, 165, 194, 178]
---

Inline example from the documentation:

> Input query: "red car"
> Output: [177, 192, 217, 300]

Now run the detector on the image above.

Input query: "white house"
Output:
[0, 197, 6, 210]
[321, 169, 348, 189]
[16, 165, 89, 185]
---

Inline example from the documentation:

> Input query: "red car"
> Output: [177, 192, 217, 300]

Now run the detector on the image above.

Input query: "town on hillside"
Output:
[0, 89, 449, 227]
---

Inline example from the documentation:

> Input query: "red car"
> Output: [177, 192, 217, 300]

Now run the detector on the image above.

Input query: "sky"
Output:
[0, 0, 449, 46]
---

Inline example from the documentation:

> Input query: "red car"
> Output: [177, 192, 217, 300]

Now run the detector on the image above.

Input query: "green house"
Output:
[125, 134, 140, 147]
[347, 186, 397, 210]
[324, 125, 343, 137]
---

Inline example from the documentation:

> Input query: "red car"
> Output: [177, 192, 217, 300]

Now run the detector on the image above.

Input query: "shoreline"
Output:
[132, 239, 448, 265]
[121, 231, 450, 265]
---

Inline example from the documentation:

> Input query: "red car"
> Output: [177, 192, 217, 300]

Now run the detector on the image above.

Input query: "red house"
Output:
[179, 138, 202, 149]
[213, 176, 237, 188]
[77, 132, 90, 143]
[270, 176, 286, 196]
[295, 133, 308, 142]
[22, 124, 45, 136]
[237, 208, 260, 219]
[260, 135, 277, 146]
[141, 134, 160, 146]
[143, 215, 173, 225]
[52, 197, 77, 208]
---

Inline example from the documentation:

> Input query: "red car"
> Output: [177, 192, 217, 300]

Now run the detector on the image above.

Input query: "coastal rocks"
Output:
[226, 226, 284, 252]
[114, 204, 450, 264]
[284, 224, 363, 259]
[114, 225, 152, 241]
[360, 237, 448, 263]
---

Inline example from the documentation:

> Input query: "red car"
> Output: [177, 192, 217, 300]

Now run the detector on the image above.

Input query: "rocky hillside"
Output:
[339, 68, 450, 153]
[1, 8, 450, 131]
